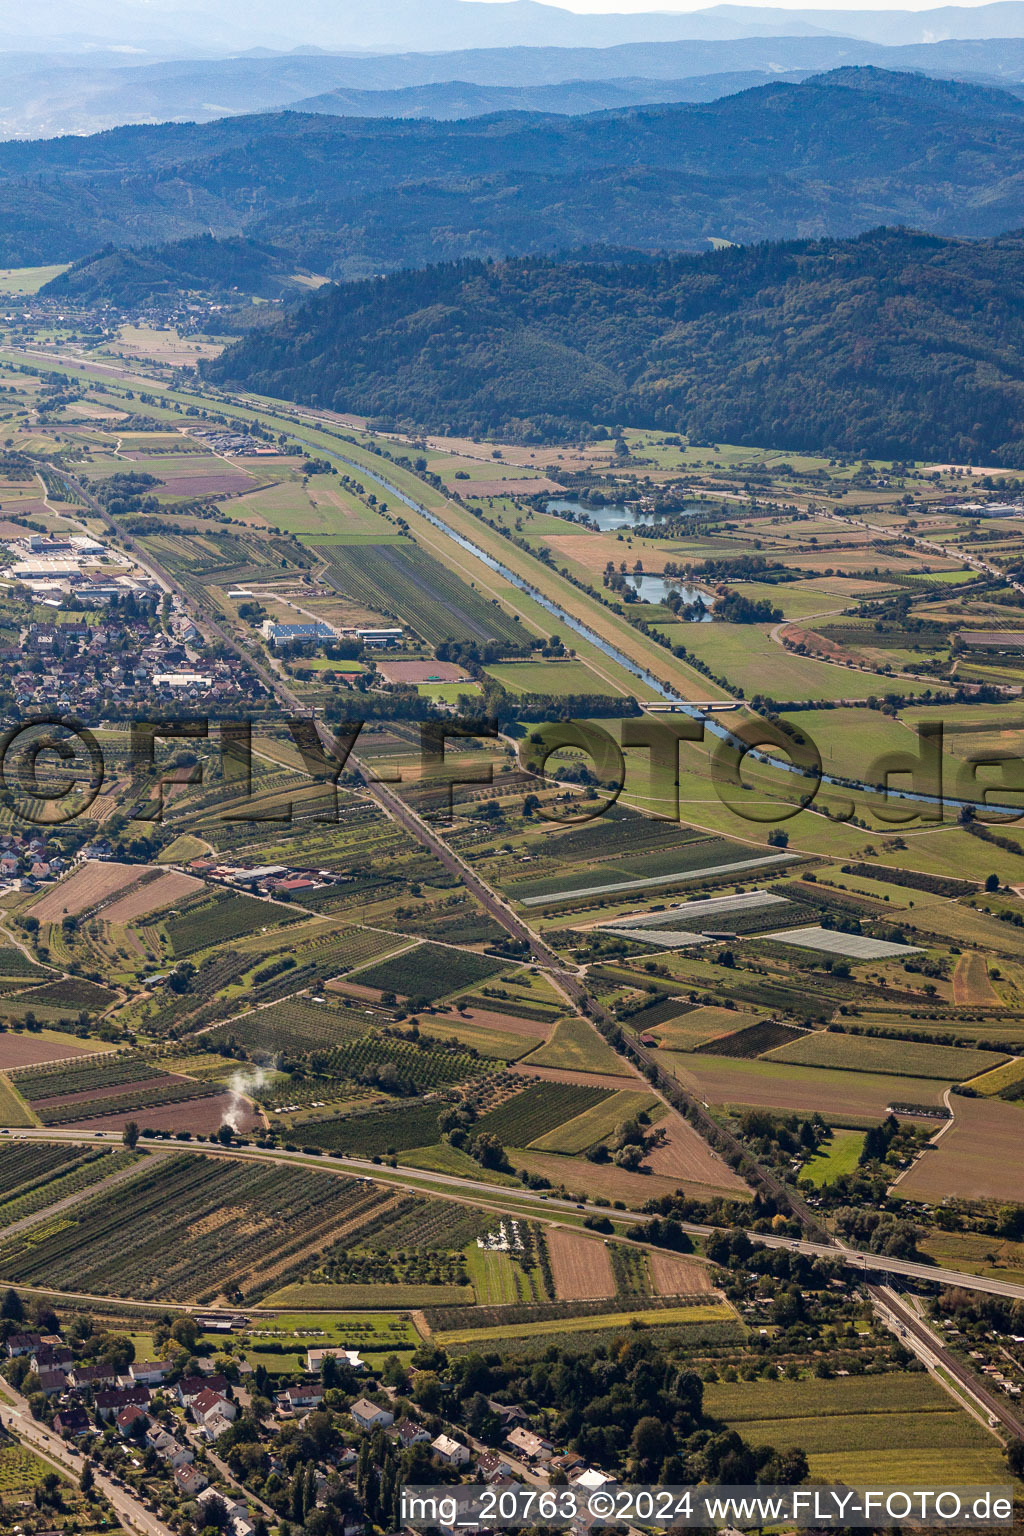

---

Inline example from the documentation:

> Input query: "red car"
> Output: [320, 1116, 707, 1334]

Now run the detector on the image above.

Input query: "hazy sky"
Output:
[476, 0, 1005, 10]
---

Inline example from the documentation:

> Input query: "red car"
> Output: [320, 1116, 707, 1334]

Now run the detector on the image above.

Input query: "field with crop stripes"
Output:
[0, 1146, 137, 1225]
[164, 892, 302, 956]
[207, 996, 371, 1054]
[350, 944, 509, 1002]
[313, 539, 524, 648]
[0, 1140, 82, 1195]
[12, 1054, 165, 1101]
[0, 1153, 398, 1301]
[474, 1083, 611, 1145]
[299, 1101, 443, 1154]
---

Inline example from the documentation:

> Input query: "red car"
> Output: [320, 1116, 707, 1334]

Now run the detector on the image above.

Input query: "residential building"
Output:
[54, 1407, 91, 1438]
[306, 1346, 364, 1373]
[432, 1434, 471, 1467]
[174, 1464, 209, 1498]
[350, 1398, 394, 1430]
[177, 1373, 228, 1407]
[506, 1426, 552, 1461]
[130, 1359, 170, 1386]
[279, 1382, 326, 1415]
[477, 1450, 514, 1483]
[116, 1404, 149, 1437]
[393, 1419, 430, 1449]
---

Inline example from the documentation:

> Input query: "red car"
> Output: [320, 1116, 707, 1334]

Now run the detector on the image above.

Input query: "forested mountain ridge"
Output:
[205, 227, 1024, 464]
[42, 235, 311, 304]
[7, 69, 1024, 272]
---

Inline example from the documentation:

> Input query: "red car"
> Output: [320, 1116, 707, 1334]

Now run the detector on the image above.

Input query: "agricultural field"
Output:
[311, 538, 525, 648]
[432, 1300, 736, 1348]
[520, 1016, 634, 1077]
[800, 1128, 867, 1185]
[895, 1095, 1024, 1203]
[467, 1245, 546, 1305]
[0, 1145, 138, 1228]
[546, 1228, 616, 1300]
[953, 951, 1001, 1006]
[206, 995, 372, 1054]
[529, 1089, 659, 1153]
[662, 1053, 950, 1122]
[0, 1152, 401, 1302]
[763, 1031, 1002, 1081]
[28, 859, 156, 923]
[0, 1029, 105, 1069]
[700, 1018, 808, 1058]
[346, 944, 509, 1002]
[298, 1101, 444, 1155]
[414, 1015, 538, 1061]
[474, 1082, 612, 1145]
[644, 1115, 750, 1193]
[0, 1071, 32, 1127]
[704, 1372, 1007, 1485]
[100, 868, 203, 923]
[644, 1006, 755, 1050]
[965, 1057, 1024, 1096]
[9, 1050, 244, 1131]
[647, 1249, 714, 1296]
[164, 890, 303, 956]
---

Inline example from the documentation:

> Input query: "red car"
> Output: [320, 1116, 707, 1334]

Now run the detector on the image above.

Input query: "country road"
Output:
[7, 335, 1023, 1452]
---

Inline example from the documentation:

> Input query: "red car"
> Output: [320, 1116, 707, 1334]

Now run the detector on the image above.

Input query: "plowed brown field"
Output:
[102, 869, 203, 923]
[648, 1250, 714, 1297]
[546, 1228, 616, 1300]
[645, 1116, 748, 1194]
[30, 861, 155, 922]
[953, 952, 999, 1007]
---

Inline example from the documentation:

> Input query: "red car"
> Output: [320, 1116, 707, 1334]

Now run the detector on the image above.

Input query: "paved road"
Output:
[5, 1127, 1024, 1304]
[57, 454, 568, 978]
[0, 1378, 173, 1536]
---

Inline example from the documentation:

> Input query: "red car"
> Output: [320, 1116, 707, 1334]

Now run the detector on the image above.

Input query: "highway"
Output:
[5, 1126, 1024, 1304]
[12, 347, 1024, 1451]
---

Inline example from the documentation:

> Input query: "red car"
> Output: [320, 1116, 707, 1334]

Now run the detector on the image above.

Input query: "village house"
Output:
[130, 1359, 170, 1386]
[506, 1425, 553, 1461]
[146, 1425, 195, 1467]
[278, 1382, 326, 1416]
[392, 1419, 430, 1450]
[349, 1397, 394, 1431]
[477, 1450, 515, 1483]
[431, 1434, 471, 1467]
[95, 1386, 151, 1421]
[116, 1404, 150, 1438]
[54, 1407, 91, 1438]
[174, 1464, 209, 1498]
[191, 1387, 238, 1431]
[550, 1452, 586, 1477]
[306, 1346, 364, 1373]
[36, 1369, 68, 1397]
[5, 1333, 43, 1357]
[177, 1373, 228, 1407]
[69, 1362, 118, 1390]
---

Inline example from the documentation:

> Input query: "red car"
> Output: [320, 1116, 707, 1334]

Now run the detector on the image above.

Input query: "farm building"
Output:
[263, 620, 337, 645]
